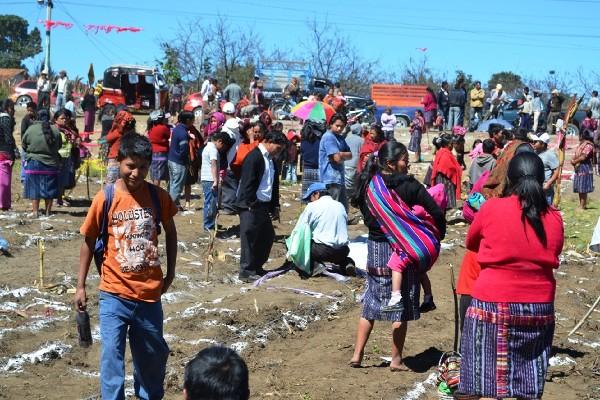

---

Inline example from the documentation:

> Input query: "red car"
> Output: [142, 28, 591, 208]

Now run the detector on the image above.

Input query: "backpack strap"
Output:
[100, 184, 115, 244]
[147, 182, 162, 235]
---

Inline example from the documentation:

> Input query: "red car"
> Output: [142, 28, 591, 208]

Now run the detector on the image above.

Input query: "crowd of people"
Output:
[1, 69, 600, 399]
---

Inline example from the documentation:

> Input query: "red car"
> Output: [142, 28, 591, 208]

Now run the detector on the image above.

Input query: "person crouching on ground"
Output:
[295, 182, 355, 276]
[236, 132, 287, 282]
[75, 133, 178, 399]
[349, 141, 446, 371]
[184, 346, 249, 400]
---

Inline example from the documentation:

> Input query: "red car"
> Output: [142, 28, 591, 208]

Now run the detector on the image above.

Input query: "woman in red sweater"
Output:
[459, 152, 564, 399]
[147, 110, 171, 186]
[431, 134, 461, 209]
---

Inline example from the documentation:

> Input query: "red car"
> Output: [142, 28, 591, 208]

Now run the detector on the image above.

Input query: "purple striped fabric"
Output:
[366, 174, 440, 272]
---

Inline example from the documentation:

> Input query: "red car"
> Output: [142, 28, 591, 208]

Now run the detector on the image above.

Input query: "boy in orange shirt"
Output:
[74, 133, 178, 399]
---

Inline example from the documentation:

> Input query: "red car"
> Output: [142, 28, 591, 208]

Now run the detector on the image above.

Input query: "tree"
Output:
[399, 55, 438, 86]
[487, 71, 523, 97]
[304, 18, 380, 96]
[157, 43, 181, 84]
[0, 15, 42, 68]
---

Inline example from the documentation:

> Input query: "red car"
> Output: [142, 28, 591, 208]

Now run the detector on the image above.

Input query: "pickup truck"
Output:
[255, 60, 333, 100]
[500, 97, 587, 136]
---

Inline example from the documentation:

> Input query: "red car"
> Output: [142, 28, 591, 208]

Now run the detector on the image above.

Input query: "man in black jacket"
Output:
[236, 132, 287, 282]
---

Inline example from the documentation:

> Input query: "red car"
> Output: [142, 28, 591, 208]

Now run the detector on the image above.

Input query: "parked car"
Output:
[496, 98, 586, 136]
[10, 80, 82, 113]
[97, 64, 168, 115]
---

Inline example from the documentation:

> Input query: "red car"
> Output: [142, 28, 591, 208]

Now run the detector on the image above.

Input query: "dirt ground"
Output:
[0, 109, 599, 399]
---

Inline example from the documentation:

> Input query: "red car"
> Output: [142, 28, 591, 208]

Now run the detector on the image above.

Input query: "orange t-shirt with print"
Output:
[80, 182, 178, 302]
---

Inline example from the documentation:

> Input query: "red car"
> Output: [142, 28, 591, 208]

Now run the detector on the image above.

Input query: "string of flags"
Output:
[39, 20, 142, 33]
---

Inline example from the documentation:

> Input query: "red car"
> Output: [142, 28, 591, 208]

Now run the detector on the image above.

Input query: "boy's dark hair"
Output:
[482, 139, 495, 154]
[27, 101, 37, 110]
[178, 111, 195, 124]
[184, 346, 249, 400]
[117, 133, 152, 162]
[263, 131, 288, 145]
[329, 112, 347, 126]
[212, 131, 230, 144]
[271, 121, 283, 132]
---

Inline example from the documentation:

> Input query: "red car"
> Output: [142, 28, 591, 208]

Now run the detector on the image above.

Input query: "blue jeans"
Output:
[99, 291, 169, 400]
[545, 188, 554, 205]
[55, 92, 65, 111]
[447, 106, 461, 130]
[168, 161, 187, 205]
[284, 162, 297, 182]
[202, 181, 217, 231]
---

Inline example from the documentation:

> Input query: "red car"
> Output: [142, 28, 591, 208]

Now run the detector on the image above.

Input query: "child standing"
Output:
[431, 134, 462, 209]
[408, 110, 425, 163]
[468, 138, 496, 189]
[74, 133, 178, 399]
[200, 132, 229, 231]
[284, 129, 299, 183]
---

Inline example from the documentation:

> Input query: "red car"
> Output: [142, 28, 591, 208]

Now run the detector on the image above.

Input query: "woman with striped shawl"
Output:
[349, 141, 446, 371]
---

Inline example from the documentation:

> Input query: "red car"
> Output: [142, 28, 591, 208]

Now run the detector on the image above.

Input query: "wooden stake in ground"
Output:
[568, 295, 600, 336]
[38, 238, 45, 289]
[86, 159, 90, 200]
[205, 212, 219, 282]
[449, 263, 459, 352]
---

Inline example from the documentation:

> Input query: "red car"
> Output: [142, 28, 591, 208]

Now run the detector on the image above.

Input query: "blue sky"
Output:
[4, 0, 600, 87]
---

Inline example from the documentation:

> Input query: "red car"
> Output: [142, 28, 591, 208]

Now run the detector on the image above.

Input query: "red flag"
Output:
[39, 20, 73, 30]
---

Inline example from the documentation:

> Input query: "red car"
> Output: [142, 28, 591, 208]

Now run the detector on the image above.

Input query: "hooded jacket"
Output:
[469, 154, 496, 186]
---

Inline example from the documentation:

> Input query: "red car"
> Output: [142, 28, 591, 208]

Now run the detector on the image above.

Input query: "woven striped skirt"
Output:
[24, 159, 60, 200]
[458, 299, 554, 398]
[361, 240, 420, 322]
[301, 167, 320, 201]
[151, 152, 169, 181]
[573, 162, 594, 194]
[408, 130, 422, 153]
[435, 173, 457, 209]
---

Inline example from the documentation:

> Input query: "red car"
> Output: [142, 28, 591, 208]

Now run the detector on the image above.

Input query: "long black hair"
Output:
[351, 141, 408, 207]
[504, 152, 549, 246]
[433, 133, 453, 150]
[36, 109, 57, 147]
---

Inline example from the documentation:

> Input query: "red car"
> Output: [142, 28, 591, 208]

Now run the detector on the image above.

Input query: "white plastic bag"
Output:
[590, 216, 600, 253]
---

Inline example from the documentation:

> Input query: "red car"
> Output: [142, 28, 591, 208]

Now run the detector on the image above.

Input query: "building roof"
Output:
[0, 68, 27, 81]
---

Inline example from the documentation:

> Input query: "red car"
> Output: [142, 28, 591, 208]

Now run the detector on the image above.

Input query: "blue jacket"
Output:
[167, 123, 189, 165]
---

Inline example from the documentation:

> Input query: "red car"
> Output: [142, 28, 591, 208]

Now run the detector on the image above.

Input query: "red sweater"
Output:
[148, 125, 171, 153]
[466, 195, 564, 303]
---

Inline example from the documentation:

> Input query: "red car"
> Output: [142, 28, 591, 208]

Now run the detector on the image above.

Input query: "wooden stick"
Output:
[86, 160, 90, 200]
[449, 263, 459, 352]
[568, 295, 600, 336]
[38, 238, 45, 289]
[205, 212, 219, 282]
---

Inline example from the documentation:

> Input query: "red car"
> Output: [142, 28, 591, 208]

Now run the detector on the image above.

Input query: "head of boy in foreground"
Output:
[184, 346, 249, 400]
[117, 133, 152, 192]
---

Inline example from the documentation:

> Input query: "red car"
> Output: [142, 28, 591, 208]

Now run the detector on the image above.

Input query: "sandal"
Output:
[349, 361, 362, 368]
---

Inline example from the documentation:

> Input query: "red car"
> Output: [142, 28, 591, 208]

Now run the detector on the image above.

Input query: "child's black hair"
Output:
[211, 131, 230, 144]
[328, 112, 347, 127]
[472, 139, 482, 149]
[433, 133, 453, 150]
[482, 138, 496, 154]
[184, 346, 249, 400]
[178, 111, 195, 124]
[117, 133, 152, 162]
[351, 141, 408, 208]
[263, 131, 288, 146]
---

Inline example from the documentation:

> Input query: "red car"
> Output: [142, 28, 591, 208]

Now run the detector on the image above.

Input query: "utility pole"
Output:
[38, 0, 54, 73]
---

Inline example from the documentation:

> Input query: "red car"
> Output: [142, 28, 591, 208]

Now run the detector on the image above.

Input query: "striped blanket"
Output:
[366, 174, 440, 272]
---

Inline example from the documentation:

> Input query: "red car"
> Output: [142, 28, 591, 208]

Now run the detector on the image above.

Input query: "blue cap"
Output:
[302, 182, 327, 201]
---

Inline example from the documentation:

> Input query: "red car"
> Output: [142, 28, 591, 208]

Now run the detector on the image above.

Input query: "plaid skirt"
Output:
[408, 130, 423, 153]
[459, 299, 554, 398]
[435, 173, 457, 209]
[301, 167, 320, 200]
[151, 152, 169, 181]
[24, 159, 60, 200]
[573, 162, 594, 193]
[361, 240, 420, 322]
